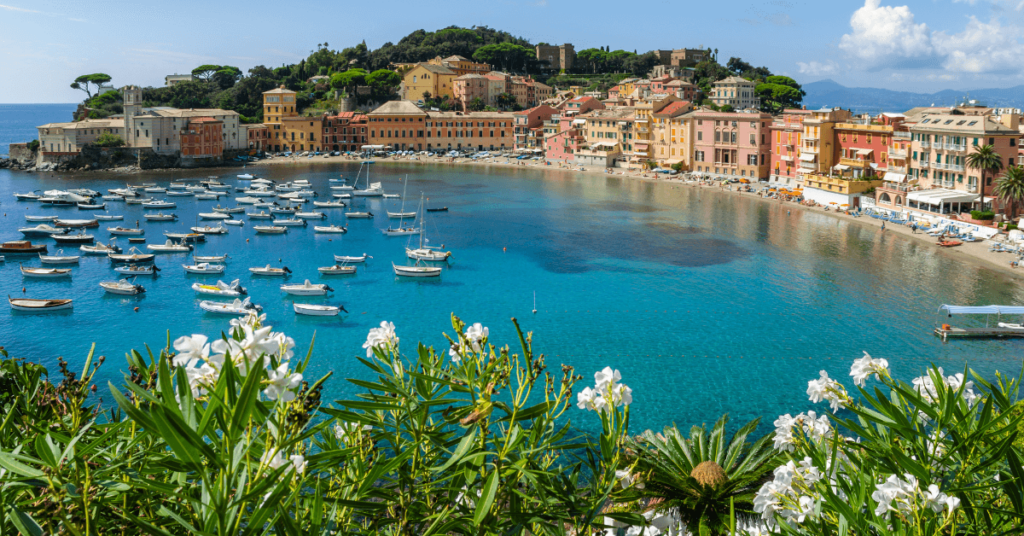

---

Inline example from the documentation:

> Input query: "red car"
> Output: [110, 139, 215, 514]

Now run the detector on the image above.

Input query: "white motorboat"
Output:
[223, 219, 244, 226]
[20, 225, 67, 237]
[388, 211, 417, 219]
[192, 279, 246, 297]
[94, 213, 123, 221]
[334, 254, 369, 263]
[392, 262, 441, 278]
[144, 187, 167, 193]
[168, 182, 188, 189]
[247, 211, 273, 219]
[163, 232, 204, 243]
[9, 297, 72, 312]
[190, 225, 227, 235]
[143, 200, 176, 209]
[21, 265, 72, 278]
[237, 173, 255, 179]
[383, 194, 401, 199]
[272, 218, 307, 227]
[254, 225, 287, 234]
[293, 303, 345, 316]
[212, 205, 245, 214]
[280, 279, 333, 296]
[186, 185, 209, 192]
[114, 264, 158, 276]
[235, 196, 260, 204]
[108, 226, 144, 236]
[40, 190, 92, 206]
[351, 162, 384, 196]
[144, 212, 177, 221]
[77, 202, 106, 210]
[55, 219, 98, 229]
[99, 279, 146, 295]
[182, 262, 225, 274]
[249, 264, 291, 276]
[251, 179, 274, 187]
[81, 242, 122, 255]
[330, 185, 354, 192]
[199, 297, 262, 315]
[332, 193, 352, 199]
[108, 186, 139, 197]
[108, 247, 155, 263]
[345, 212, 373, 219]
[195, 193, 220, 200]
[101, 195, 125, 201]
[381, 226, 420, 237]
[147, 240, 193, 253]
[166, 190, 194, 197]
[39, 249, 80, 264]
[52, 231, 95, 245]
[14, 192, 41, 201]
[124, 197, 153, 205]
[319, 265, 356, 275]
[270, 206, 300, 215]
[314, 225, 347, 234]
[242, 189, 276, 197]
[193, 254, 228, 263]
[208, 184, 231, 191]
[295, 211, 325, 220]
[71, 188, 101, 198]
[24, 215, 58, 222]
[255, 201, 277, 209]
[199, 212, 232, 220]
[406, 192, 451, 262]
[313, 201, 346, 208]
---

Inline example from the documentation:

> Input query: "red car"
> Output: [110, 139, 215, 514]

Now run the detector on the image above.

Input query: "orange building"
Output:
[180, 117, 223, 157]
[323, 112, 369, 152]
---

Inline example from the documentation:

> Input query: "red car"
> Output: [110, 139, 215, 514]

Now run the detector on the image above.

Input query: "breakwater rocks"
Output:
[1, 145, 248, 173]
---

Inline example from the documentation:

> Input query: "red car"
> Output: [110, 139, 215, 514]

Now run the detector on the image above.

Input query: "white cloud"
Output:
[0, 4, 39, 12]
[952, 0, 1024, 9]
[838, 0, 933, 67]
[933, 17, 1024, 73]
[797, 60, 839, 76]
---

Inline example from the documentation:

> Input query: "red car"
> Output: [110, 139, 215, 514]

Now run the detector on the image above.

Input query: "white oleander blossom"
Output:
[912, 368, 978, 406]
[334, 422, 372, 444]
[924, 484, 960, 514]
[753, 457, 824, 528]
[872, 474, 918, 518]
[806, 370, 849, 413]
[615, 468, 643, 489]
[260, 449, 306, 476]
[576, 367, 632, 413]
[463, 322, 488, 353]
[363, 321, 398, 358]
[850, 352, 889, 387]
[264, 363, 303, 402]
[172, 334, 209, 367]
[448, 344, 463, 363]
[773, 412, 832, 452]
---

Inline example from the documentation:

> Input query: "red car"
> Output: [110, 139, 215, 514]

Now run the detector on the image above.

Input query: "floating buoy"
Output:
[503, 247, 507, 252]
[134, 307, 140, 312]
[22, 287, 26, 293]
[246, 238, 249, 243]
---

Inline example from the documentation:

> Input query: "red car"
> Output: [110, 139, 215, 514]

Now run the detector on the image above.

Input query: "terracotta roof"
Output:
[653, 101, 691, 117]
[189, 117, 222, 123]
[444, 55, 470, 62]
[455, 74, 486, 80]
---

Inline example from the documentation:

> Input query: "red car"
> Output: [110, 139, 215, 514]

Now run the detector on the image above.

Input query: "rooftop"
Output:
[369, 100, 429, 116]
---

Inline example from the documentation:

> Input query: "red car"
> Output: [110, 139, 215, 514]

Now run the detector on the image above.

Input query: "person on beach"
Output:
[881, 221, 886, 232]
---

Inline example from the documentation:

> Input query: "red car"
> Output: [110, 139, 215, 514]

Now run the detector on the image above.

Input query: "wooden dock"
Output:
[934, 327, 1024, 340]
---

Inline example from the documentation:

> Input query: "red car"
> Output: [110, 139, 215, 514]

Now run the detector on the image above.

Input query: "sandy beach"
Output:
[255, 153, 1024, 281]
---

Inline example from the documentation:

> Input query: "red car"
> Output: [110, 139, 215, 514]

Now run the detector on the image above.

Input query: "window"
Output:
[750, 133, 755, 145]
[697, 131, 702, 141]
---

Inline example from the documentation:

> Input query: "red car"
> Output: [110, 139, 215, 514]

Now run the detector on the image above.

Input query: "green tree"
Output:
[70, 73, 112, 99]
[994, 165, 1024, 219]
[212, 66, 242, 90]
[625, 416, 777, 535]
[365, 69, 401, 99]
[191, 64, 222, 81]
[330, 68, 367, 96]
[167, 80, 212, 109]
[756, 76, 806, 114]
[967, 144, 1004, 211]
[93, 133, 125, 147]
[495, 92, 516, 110]
[467, 96, 486, 111]
[473, 42, 533, 72]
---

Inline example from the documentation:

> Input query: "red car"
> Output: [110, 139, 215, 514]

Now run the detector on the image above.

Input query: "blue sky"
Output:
[2, 0, 1023, 103]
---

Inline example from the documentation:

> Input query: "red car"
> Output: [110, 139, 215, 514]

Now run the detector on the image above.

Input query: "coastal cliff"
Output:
[0, 145, 246, 173]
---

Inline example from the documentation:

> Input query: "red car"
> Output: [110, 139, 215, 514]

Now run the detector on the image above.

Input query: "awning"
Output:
[635, 142, 649, 148]
[939, 305, 1024, 316]
[799, 154, 815, 162]
[856, 148, 873, 156]
[907, 188, 978, 205]
[665, 158, 684, 164]
[833, 164, 850, 171]
[884, 172, 907, 183]
[572, 119, 586, 125]
[592, 141, 617, 148]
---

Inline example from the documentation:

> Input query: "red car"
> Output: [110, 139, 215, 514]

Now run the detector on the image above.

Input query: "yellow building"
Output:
[428, 55, 490, 75]
[262, 86, 298, 124]
[633, 95, 684, 167]
[401, 63, 457, 102]
[277, 116, 325, 153]
[651, 101, 694, 168]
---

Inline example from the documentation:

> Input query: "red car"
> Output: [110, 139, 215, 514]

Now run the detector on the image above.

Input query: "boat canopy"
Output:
[938, 305, 1024, 315]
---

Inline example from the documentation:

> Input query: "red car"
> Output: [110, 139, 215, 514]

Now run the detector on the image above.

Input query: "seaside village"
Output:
[23, 46, 1024, 244]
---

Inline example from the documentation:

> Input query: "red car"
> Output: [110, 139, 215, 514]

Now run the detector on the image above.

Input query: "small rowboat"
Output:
[332, 193, 353, 199]
[237, 173, 255, 179]
[270, 206, 300, 215]
[9, 297, 72, 312]
[235, 196, 261, 204]
[108, 247, 155, 263]
[392, 262, 441, 278]
[148, 240, 193, 253]
[314, 225, 347, 234]
[164, 232, 205, 243]
[144, 212, 177, 221]
[1, 241, 48, 254]
[20, 225, 67, 237]
[938, 240, 963, 248]
[78, 202, 106, 210]
[199, 297, 262, 315]
[247, 211, 273, 219]
[195, 193, 220, 200]
[294, 303, 346, 316]
[21, 265, 71, 278]
[254, 225, 287, 234]
[144, 187, 166, 193]
[313, 201, 346, 208]
[14, 192, 41, 201]
[387, 211, 416, 219]
[224, 219, 244, 226]
[426, 207, 449, 212]
[55, 219, 99, 228]
[24, 215, 58, 222]
[319, 265, 356, 275]
[334, 254, 369, 263]
[99, 279, 146, 295]
[143, 200, 176, 209]
[272, 218, 306, 227]
[124, 197, 153, 205]
[108, 226, 144, 236]
[101, 195, 125, 201]
[114, 264, 158, 276]
[165, 190, 194, 197]
[94, 213, 124, 221]
[280, 279, 333, 296]
[39, 249, 80, 264]
[254, 202, 276, 208]
[249, 265, 291, 276]
[212, 205, 245, 214]
[330, 185, 354, 191]
[345, 212, 373, 219]
[52, 232, 95, 244]
[295, 211, 326, 220]
[192, 279, 246, 297]
[81, 242, 121, 255]
[191, 225, 227, 235]
[183, 262, 225, 274]
[199, 212, 231, 220]
[193, 254, 228, 263]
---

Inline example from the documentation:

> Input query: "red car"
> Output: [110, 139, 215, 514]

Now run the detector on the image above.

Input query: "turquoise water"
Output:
[2, 161, 1024, 436]
[1, 103, 77, 155]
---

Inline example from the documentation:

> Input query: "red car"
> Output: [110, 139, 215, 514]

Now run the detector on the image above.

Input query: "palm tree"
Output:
[624, 415, 777, 535]
[994, 166, 1024, 220]
[966, 144, 1004, 212]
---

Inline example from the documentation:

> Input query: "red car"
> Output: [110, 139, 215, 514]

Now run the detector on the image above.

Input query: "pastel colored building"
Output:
[366, 100, 427, 151]
[401, 63, 457, 101]
[651, 100, 694, 168]
[428, 55, 490, 76]
[323, 112, 368, 152]
[691, 110, 772, 180]
[37, 118, 125, 155]
[768, 110, 810, 185]
[514, 105, 559, 151]
[179, 117, 223, 158]
[279, 115, 326, 153]
[795, 107, 853, 186]
[710, 77, 760, 111]
[575, 108, 637, 167]
[244, 123, 269, 151]
[453, 74, 489, 111]
[263, 86, 298, 125]
[633, 95, 684, 168]
[423, 111, 514, 151]
[832, 114, 906, 179]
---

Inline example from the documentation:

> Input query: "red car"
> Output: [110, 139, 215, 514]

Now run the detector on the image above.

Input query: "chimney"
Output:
[1000, 113, 1020, 130]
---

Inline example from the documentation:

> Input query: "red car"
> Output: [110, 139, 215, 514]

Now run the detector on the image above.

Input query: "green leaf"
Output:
[8, 506, 43, 536]
[433, 428, 477, 473]
[0, 451, 44, 478]
[473, 469, 499, 526]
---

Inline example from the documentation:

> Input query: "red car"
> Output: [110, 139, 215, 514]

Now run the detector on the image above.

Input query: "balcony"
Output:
[803, 133, 819, 140]
[944, 143, 966, 152]
[920, 141, 930, 149]
[889, 149, 907, 159]
[637, 127, 649, 133]
[803, 173, 883, 195]
[948, 164, 965, 172]
[917, 161, 929, 169]
[888, 165, 908, 173]
[894, 131, 912, 139]
[799, 161, 816, 169]
[781, 155, 795, 162]
[839, 157, 872, 168]
[967, 186, 978, 193]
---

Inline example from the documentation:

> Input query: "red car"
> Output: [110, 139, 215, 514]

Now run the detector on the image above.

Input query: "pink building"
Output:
[768, 109, 812, 185]
[650, 76, 673, 94]
[543, 96, 606, 162]
[453, 74, 489, 111]
[691, 109, 772, 180]
[514, 104, 559, 151]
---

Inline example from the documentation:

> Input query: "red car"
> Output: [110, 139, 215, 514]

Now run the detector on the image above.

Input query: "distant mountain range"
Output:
[801, 79, 1024, 114]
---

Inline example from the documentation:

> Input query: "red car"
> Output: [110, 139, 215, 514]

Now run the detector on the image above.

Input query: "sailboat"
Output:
[387, 176, 416, 218]
[406, 193, 452, 261]
[382, 192, 421, 237]
[352, 161, 384, 197]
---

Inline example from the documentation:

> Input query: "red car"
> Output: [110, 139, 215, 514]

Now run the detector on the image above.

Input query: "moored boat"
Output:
[314, 225, 347, 234]
[114, 264, 158, 276]
[192, 279, 246, 297]
[199, 212, 231, 220]
[77, 202, 106, 210]
[21, 265, 72, 278]
[199, 297, 262, 315]
[246, 211, 273, 219]
[193, 254, 228, 263]
[39, 249, 80, 264]
[99, 279, 146, 295]
[272, 218, 307, 227]
[9, 297, 72, 312]
[319, 264, 356, 275]
[182, 262, 225, 274]
[14, 192, 41, 201]
[24, 215, 58, 222]
[52, 231, 95, 244]
[333, 254, 369, 263]
[94, 213, 124, 221]
[1, 241, 48, 255]
[254, 225, 287, 234]
[19, 224, 67, 237]
[392, 262, 441, 278]
[212, 205, 245, 214]
[295, 211, 326, 219]
[147, 239, 193, 253]
[55, 219, 99, 228]
[313, 200, 346, 208]
[223, 219, 244, 226]
[249, 264, 291, 276]
[108, 226, 144, 236]
[293, 303, 345, 316]
[81, 241, 122, 255]
[143, 200, 176, 209]
[345, 211, 373, 219]
[280, 279, 333, 296]
[108, 247, 155, 263]
[190, 225, 227, 235]
[144, 212, 178, 221]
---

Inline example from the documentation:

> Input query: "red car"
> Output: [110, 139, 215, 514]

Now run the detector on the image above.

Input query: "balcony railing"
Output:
[943, 143, 966, 152]
[894, 131, 912, 139]
[920, 141, 930, 149]
[839, 157, 872, 168]
[888, 165, 908, 173]
[889, 149, 907, 159]
[948, 164, 964, 172]
[968, 186, 978, 193]
[781, 155, 794, 161]
[804, 133, 819, 140]
[799, 161, 816, 169]
[917, 161, 929, 168]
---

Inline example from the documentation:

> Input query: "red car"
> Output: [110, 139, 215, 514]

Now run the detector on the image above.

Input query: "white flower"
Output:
[264, 363, 302, 402]
[850, 352, 889, 387]
[448, 344, 463, 363]
[794, 495, 819, 523]
[576, 387, 602, 411]
[594, 367, 622, 390]
[172, 334, 209, 367]
[773, 414, 797, 452]
[871, 474, 917, 518]
[807, 370, 847, 413]
[334, 422, 372, 444]
[914, 368, 978, 407]
[363, 321, 398, 357]
[463, 323, 488, 353]
[261, 450, 305, 475]
[261, 449, 287, 471]
[289, 454, 306, 475]
[615, 469, 634, 489]
[609, 383, 633, 407]
[185, 363, 219, 398]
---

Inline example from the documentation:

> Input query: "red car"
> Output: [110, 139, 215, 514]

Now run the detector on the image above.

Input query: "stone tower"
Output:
[122, 85, 143, 146]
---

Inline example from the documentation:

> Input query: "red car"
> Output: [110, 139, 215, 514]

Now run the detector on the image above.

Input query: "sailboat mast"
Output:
[419, 192, 425, 249]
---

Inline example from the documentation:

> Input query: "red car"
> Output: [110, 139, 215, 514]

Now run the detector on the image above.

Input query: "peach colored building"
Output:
[323, 112, 368, 152]
[180, 117, 223, 158]
[453, 74, 489, 111]
[514, 105, 559, 151]
[691, 110, 772, 180]
[768, 109, 811, 184]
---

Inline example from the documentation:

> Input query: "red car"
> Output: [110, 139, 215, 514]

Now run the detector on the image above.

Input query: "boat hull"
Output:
[293, 304, 339, 316]
[9, 299, 72, 312]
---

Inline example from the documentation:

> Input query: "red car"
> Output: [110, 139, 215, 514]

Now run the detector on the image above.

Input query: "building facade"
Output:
[453, 74, 489, 111]
[514, 105, 559, 151]
[179, 117, 224, 158]
[323, 112, 368, 152]
[691, 110, 772, 180]
[670, 48, 708, 68]
[768, 110, 810, 185]
[401, 63, 457, 101]
[795, 107, 853, 186]
[711, 77, 760, 110]
[365, 100, 515, 152]
[535, 43, 575, 71]
[244, 123, 269, 152]
[651, 101, 694, 169]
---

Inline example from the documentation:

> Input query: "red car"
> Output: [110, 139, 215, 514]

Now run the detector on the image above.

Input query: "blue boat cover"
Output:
[938, 305, 1024, 315]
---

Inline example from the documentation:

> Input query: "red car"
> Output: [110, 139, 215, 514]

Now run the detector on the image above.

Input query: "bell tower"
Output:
[123, 85, 143, 146]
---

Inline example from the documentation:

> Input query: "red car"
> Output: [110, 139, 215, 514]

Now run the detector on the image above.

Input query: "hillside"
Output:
[802, 79, 1024, 114]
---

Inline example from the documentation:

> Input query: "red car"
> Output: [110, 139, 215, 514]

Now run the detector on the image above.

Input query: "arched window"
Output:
[878, 192, 892, 203]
